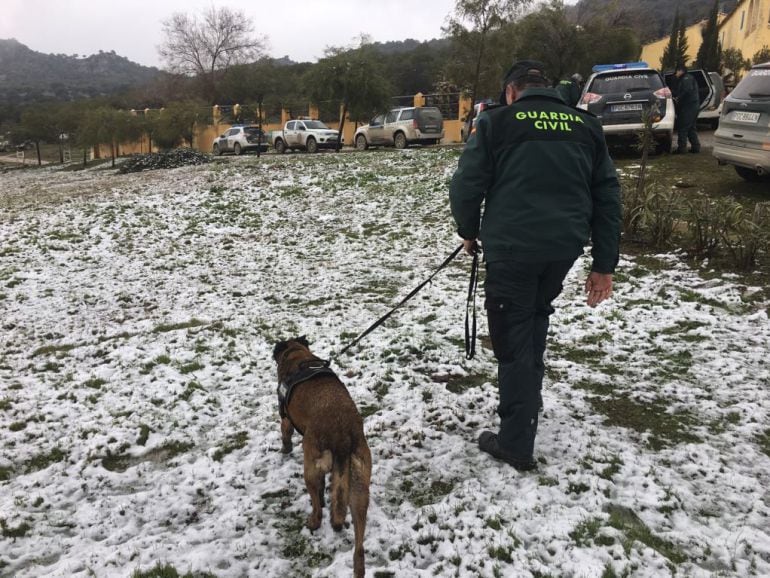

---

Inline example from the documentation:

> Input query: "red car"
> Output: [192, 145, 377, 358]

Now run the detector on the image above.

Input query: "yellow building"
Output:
[719, 0, 770, 64]
[640, 0, 770, 71]
[641, 20, 708, 70]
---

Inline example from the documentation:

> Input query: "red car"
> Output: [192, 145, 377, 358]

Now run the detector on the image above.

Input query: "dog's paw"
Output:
[306, 514, 322, 531]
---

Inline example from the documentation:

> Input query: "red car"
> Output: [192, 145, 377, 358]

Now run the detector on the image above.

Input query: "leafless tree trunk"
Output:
[158, 7, 267, 103]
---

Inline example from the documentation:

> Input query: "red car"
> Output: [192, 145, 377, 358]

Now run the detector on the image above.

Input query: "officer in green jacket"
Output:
[555, 73, 583, 107]
[673, 62, 701, 153]
[449, 59, 621, 471]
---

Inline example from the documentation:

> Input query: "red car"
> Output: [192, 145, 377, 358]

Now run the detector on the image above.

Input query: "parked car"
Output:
[578, 62, 675, 154]
[460, 99, 496, 142]
[712, 61, 770, 182]
[664, 69, 723, 128]
[354, 106, 444, 150]
[269, 119, 341, 153]
[212, 125, 268, 155]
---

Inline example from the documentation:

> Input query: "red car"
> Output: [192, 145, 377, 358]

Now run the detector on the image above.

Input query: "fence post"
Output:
[458, 95, 472, 121]
[281, 108, 291, 124]
[213, 105, 221, 126]
[309, 104, 319, 119]
[414, 92, 426, 107]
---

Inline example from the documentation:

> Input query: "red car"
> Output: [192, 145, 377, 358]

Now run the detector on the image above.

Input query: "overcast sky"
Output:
[1, 0, 578, 67]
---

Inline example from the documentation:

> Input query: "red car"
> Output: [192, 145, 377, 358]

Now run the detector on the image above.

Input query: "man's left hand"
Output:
[585, 272, 613, 307]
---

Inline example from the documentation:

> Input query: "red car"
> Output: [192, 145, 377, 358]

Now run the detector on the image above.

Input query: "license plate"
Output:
[732, 111, 760, 123]
[611, 103, 643, 112]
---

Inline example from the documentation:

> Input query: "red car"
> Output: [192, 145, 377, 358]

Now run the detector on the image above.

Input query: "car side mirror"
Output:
[220, 134, 225, 138]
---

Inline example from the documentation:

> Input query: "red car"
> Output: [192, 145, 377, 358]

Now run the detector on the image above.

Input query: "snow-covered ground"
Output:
[0, 149, 768, 578]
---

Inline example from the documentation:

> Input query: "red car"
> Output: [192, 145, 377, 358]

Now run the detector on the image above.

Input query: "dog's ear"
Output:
[296, 335, 310, 348]
[273, 340, 290, 361]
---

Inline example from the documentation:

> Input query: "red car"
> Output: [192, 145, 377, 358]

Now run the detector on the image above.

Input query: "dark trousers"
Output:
[676, 106, 700, 152]
[484, 259, 575, 459]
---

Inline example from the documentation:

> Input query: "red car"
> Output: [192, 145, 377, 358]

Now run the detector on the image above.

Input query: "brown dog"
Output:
[273, 337, 372, 578]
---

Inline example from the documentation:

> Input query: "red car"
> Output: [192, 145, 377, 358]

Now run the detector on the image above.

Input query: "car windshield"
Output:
[730, 69, 770, 99]
[590, 71, 663, 94]
[244, 127, 263, 135]
[304, 121, 330, 130]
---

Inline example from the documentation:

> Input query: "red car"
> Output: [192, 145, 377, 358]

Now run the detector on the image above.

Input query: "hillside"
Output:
[571, 0, 739, 42]
[0, 38, 161, 105]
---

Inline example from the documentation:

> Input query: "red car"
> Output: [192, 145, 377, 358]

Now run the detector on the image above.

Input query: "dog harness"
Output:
[277, 358, 337, 436]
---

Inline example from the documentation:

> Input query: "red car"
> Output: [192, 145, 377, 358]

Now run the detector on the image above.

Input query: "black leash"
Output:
[465, 249, 479, 360]
[335, 245, 466, 359]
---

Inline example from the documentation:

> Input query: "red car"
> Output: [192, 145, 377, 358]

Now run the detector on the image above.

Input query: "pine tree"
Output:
[676, 16, 690, 68]
[696, 0, 721, 71]
[660, 10, 681, 71]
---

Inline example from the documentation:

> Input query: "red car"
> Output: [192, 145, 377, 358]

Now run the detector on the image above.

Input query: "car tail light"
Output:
[653, 87, 672, 99]
[581, 92, 602, 105]
[413, 119, 418, 129]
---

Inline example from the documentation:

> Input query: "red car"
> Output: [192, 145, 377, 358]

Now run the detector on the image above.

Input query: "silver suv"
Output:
[354, 107, 444, 150]
[212, 125, 268, 156]
[713, 62, 770, 181]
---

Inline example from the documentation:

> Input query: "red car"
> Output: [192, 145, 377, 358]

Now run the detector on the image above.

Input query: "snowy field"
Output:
[0, 149, 769, 578]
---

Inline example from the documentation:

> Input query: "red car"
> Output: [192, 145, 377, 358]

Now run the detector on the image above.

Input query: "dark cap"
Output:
[502, 59, 548, 85]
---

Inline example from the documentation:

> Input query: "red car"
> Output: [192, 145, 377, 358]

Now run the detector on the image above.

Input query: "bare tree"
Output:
[158, 6, 267, 103]
[444, 0, 531, 133]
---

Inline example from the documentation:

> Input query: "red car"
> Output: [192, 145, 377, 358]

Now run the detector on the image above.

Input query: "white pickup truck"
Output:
[269, 119, 342, 153]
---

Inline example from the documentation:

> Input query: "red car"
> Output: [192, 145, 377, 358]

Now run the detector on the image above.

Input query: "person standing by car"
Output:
[555, 73, 583, 107]
[673, 62, 701, 153]
[449, 59, 621, 472]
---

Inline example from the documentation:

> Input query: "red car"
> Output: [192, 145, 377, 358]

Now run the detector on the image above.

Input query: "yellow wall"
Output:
[101, 94, 472, 158]
[641, 1, 770, 73]
[719, 0, 770, 68]
[640, 20, 707, 70]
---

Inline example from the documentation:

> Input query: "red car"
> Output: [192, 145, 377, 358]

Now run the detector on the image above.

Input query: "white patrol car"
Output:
[578, 62, 675, 154]
[212, 125, 268, 156]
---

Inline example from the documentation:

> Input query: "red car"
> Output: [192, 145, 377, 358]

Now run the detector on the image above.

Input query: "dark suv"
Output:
[578, 63, 674, 153]
[713, 61, 770, 181]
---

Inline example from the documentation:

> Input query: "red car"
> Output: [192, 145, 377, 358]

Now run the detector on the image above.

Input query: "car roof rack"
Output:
[592, 62, 650, 73]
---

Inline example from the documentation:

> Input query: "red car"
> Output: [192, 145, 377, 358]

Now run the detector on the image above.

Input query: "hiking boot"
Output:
[478, 431, 537, 472]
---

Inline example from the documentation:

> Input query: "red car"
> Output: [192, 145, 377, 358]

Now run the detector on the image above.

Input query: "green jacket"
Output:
[675, 73, 700, 108]
[449, 88, 621, 274]
[555, 79, 581, 107]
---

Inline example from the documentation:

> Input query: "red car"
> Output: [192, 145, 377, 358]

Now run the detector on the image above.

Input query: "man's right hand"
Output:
[463, 239, 479, 256]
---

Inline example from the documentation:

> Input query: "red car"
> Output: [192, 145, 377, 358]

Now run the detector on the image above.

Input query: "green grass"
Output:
[151, 319, 208, 333]
[0, 466, 13, 481]
[586, 393, 701, 450]
[31, 343, 77, 357]
[131, 562, 218, 578]
[0, 519, 32, 539]
[102, 440, 194, 472]
[444, 373, 491, 394]
[758, 429, 770, 458]
[25, 447, 67, 473]
[212, 431, 248, 461]
[606, 504, 687, 564]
